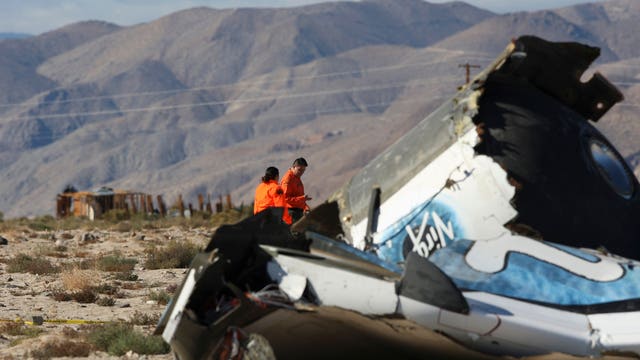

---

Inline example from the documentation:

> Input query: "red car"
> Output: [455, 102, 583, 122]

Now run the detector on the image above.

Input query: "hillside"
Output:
[0, 33, 31, 39]
[0, 0, 638, 218]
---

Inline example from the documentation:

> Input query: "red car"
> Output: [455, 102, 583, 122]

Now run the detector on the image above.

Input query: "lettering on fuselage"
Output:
[403, 211, 454, 258]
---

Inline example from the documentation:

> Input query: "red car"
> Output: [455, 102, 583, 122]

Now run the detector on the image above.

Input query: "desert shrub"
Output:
[121, 282, 145, 290]
[209, 207, 251, 227]
[25, 215, 56, 231]
[6, 254, 59, 274]
[96, 297, 116, 307]
[85, 323, 169, 356]
[129, 311, 160, 326]
[147, 289, 171, 305]
[113, 271, 138, 281]
[61, 268, 100, 292]
[166, 283, 178, 294]
[75, 258, 97, 269]
[29, 339, 92, 358]
[56, 215, 90, 230]
[72, 289, 98, 303]
[62, 327, 79, 337]
[94, 283, 119, 296]
[35, 244, 68, 258]
[113, 221, 132, 233]
[51, 245, 69, 256]
[1, 322, 44, 347]
[0, 322, 43, 337]
[51, 289, 73, 302]
[102, 209, 130, 222]
[50, 288, 98, 303]
[97, 253, 137, 272]
[144, 240, 199, 269]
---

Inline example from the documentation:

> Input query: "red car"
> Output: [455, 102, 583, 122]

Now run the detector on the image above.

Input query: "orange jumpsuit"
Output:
[281, 169, 309, 211]
[253, 180, 292, 224]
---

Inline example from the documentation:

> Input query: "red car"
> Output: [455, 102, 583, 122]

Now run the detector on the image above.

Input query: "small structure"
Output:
[56, 187, 154, 220]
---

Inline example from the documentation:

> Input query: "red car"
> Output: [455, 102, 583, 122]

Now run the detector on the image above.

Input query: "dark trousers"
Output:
[288, 208, 304, 223]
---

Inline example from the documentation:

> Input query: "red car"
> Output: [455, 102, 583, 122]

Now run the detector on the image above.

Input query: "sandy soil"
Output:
[0, 226, 637, 360]
[0, 226, 212, 359]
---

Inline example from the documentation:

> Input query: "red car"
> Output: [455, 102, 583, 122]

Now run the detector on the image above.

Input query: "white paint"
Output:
[162, 268, 197, 343]
[273, 254, 398, 314]
[405, 210, 455, 257]
[466, 234, 625, 282]
[588, 311, 640, 354]
[352, 127, 516, 249]
[401, 292, 594, 357]
[266, 260, 307, 301]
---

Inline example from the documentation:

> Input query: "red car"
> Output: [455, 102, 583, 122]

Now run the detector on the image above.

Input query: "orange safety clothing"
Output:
[253, 180, 292, 224]
[281, 169, 309, 211]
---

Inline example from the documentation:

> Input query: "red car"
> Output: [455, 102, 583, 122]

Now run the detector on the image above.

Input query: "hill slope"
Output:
[0, 0, 638, 218]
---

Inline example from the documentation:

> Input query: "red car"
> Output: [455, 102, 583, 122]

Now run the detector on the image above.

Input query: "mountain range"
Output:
[1, 0, 639, 218]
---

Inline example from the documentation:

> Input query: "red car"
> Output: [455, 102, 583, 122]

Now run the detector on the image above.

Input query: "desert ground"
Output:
[0, 219, 213, 359]
[0, 216, 637, 360]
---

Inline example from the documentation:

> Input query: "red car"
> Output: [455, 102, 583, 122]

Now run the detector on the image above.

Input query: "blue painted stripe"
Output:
[429, 240, 640, 305]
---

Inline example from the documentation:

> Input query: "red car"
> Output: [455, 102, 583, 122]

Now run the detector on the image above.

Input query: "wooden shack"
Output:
[56, 187, 154, 220]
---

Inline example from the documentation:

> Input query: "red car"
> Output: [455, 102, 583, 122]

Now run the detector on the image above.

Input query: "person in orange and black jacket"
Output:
[281, 157, 312, 223]
[253, 167, 292, 225]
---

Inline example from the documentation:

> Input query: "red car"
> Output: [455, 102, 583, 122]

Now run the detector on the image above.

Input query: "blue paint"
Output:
[429, 240, 640, 305]
[375, 197, 465, 265]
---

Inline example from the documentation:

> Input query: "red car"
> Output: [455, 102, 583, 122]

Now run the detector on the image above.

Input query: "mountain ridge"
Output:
[0, 0, 638, 218]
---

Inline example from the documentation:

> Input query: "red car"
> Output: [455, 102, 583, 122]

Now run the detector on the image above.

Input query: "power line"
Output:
[3, 77, 458, 121]
[0, 53, 495, 109]
[13, 95, 449, 144]
[0, 56, 636, 126]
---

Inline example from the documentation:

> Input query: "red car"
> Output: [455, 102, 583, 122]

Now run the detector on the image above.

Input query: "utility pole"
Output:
[458, 62, 480, 84]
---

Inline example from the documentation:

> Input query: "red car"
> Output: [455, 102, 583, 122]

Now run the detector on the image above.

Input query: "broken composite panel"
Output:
[156, 36, 640, 359]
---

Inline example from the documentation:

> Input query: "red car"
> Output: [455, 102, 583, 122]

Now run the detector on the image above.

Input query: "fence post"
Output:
[206, 193, 213, 214]
[157, 195, 166, 217]
[178, 194, 185, 217]
[198, 194, 204, 212]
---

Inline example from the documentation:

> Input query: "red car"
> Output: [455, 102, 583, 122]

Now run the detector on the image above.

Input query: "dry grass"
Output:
[144, 240, 200, 269]
[84, 323, 169, 356]
[96, 297, 116, 307]
[147, 289, 171, 305]
[6, 254, 59, 275]
[34, 244, 69, 258]
[50, 288, 99, 303]
[97, 253, 137, 272]
[129, 311, 161, 326]
[28, 339, 92, 358]
[60, 267, 101, 292]
[0, 322, 45, 346]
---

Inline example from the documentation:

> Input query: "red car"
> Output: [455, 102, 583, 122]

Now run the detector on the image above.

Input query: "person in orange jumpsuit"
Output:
[253, 166, 292, 224]
[281, 157, 312, 223]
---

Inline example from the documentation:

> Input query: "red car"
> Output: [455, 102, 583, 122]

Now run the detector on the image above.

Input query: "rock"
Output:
[76, 232, 97, 245]
[32, 316, 44, 325]
[0, 235, 7, 245]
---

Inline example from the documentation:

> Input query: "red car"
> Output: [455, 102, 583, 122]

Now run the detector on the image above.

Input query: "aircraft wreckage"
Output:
[155, 36, 640, 359]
